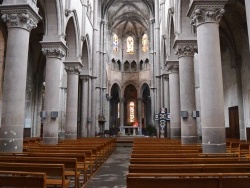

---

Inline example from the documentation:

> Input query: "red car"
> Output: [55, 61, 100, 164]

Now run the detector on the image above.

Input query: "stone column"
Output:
[64, 61, 82, 139]
[174, 40, 198, 144]
[91, 0, 100, 137]
[137, 98, 143, 135]
[80, 76, 89, 138]
[163, 74, 170, 138]
[120, 98, 125, 128]
[0, 4, 40, 152]
[188, 1, 227, 152]
[167, 62, 181, 139]
[40, 39, 67, 144]
[245, 0, 250, 51]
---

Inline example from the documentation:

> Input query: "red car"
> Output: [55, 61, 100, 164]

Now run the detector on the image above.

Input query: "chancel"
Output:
[0, 0, 250, 187]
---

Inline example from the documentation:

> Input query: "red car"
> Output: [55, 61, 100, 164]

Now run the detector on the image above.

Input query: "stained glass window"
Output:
[113, 34, 118, 52]
[127, 36, 134, 53]
[142, 34, 148, 52]
[129, 101, 135, 123]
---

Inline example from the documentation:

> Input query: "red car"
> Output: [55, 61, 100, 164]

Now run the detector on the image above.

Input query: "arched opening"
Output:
[124, 61, 130, 71]
[131, 61, 137, 71]
[124, 84, 137, 126]
[109, 83, 120, 135]
[65, 17, 78, 58]
[141, 83, 151, 132]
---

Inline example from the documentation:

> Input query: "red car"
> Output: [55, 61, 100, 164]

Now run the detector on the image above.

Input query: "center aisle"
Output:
[84, 147, 132, 188]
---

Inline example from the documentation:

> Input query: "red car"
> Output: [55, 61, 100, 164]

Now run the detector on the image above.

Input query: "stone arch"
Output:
[124, 60, 130, 71]
[166, 6, 175, 57]
[65, 13, 80, 58]
[140, 82, 151, 127]
[131, 60, 137, 71]
[81, 35, 91, 74]
[109, 83, 121, 129]
[44, 0, 62, 35]
[109, 80, 122, 95]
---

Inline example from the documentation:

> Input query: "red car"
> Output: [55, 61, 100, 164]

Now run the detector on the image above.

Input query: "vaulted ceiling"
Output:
[102, 0, 154, 38]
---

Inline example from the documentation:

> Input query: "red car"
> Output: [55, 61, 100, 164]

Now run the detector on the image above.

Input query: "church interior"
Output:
[0, 0, 250, 187]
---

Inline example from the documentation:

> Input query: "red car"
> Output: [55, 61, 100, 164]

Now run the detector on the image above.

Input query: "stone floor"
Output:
[84, 147, 132, 188]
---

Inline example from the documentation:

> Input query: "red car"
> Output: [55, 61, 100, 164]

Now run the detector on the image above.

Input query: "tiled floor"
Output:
[84, 147, 132, 188]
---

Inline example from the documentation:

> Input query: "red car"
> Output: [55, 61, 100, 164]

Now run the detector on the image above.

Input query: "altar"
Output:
[119, 126, 139, 136]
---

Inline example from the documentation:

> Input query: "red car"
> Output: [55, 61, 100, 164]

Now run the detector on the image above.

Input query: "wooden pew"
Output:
[130, 153, 239, 158]
[28, 152, 88, 183]
[130, 157, 250, 164]
[239, 143, 250, 157]
[127, 173, 250, 188]
[0, 162, 70, 188]
[0, 170, 47, 188]
[128, 163, 250, 173]
[24, 148, 94, 174]
[0, 156, 80, 188]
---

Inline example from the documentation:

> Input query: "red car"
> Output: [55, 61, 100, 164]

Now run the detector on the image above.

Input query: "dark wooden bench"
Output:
[0, 156, 80, 188]
[128, 163, 250, 173]
[0, 170, 47, 188]
[130, 157, 250, 164]
[127, 173, 250, 188]
[131, 153, 239, 158]
[0, 162, 70, 188]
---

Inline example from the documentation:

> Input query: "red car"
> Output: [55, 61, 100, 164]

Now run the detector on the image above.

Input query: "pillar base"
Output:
[202, 143, 226, 153]
[182, 136, 198, 144]
[65, 134, 77, 139]
[0, 139, 23, 152]
[170, 127, 181, 139]
[43, 138, 58, 145]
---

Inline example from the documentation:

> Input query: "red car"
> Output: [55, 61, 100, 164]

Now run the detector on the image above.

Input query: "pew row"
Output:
[127, 173, 250, 188]
[0, 162, 70, 187]
[0, 170, 47, 188]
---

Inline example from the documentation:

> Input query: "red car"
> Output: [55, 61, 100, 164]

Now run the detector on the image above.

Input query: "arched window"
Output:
[129, 101, 135, 122]
[113, 34, 118, 52]
[127, 36, 134, 53]
[142, 34, 149, 52]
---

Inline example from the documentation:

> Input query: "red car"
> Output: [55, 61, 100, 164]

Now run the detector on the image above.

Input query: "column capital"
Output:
[80, 75, 89, 82]
[187, 0, 227, 27]
[40, 40, 68, 60]
[167, 62, 179, 74]
[64, 60, 83, 75]
[173, 39, 197, 58]
[162, 74, 169, 80]
[0, 4, 41, 32]
[166, 60, 179, 74]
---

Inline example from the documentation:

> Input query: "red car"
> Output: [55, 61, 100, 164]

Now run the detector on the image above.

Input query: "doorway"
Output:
[228, 106, 240, 139]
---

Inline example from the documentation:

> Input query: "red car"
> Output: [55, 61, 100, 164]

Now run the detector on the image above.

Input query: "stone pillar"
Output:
[120, 98, 125, 128]
[188, 1, 227, 152]
[174, 40, 198, 144]
[40, 39, 67, 144]
[163, 74, 170, 138]
[64, 61, 82, 139]
[167, 62, 181, 139]
[137, 98, 143, 135]
[245, 0, 250, 51]
[80, 76, 89, 138]
[91, 0, 100, 137]
[0, 3, 40, 152]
